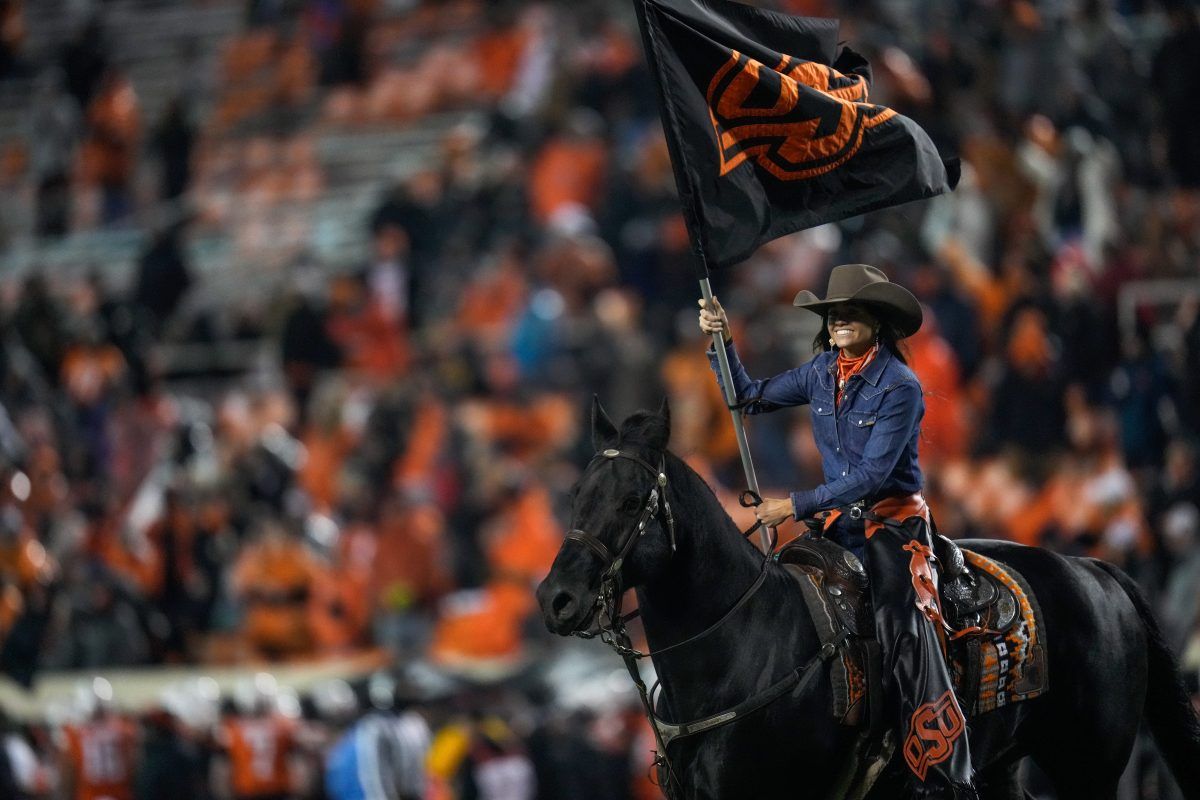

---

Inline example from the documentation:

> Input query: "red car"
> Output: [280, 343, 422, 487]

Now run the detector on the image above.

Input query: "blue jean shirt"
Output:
[708, 340, 925, 522]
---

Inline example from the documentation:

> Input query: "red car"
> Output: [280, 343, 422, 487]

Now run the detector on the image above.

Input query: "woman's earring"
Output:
[828, 337, 836, 348]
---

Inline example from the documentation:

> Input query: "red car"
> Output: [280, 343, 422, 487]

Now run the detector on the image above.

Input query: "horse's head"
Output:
[536, 397, 676, 635]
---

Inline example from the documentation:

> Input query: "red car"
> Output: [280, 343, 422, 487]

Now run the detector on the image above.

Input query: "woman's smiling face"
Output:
[826, 302, 879, 356]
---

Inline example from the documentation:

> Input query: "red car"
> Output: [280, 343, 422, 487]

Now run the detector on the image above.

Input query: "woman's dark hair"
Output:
[811, 305, 911, 365]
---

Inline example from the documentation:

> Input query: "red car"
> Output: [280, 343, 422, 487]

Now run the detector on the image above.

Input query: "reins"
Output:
[563, 449, 847, 798]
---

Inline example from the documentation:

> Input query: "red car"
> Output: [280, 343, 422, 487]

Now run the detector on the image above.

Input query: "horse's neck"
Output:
[637, 456, 810, 716]
[638, 458, 761, 624]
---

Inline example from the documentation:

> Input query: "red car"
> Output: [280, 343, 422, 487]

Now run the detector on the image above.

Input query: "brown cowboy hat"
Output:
[792, 264, 923, 338]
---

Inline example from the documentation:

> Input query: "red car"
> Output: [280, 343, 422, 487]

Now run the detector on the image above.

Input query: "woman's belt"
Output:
[818, 493, 929, 539]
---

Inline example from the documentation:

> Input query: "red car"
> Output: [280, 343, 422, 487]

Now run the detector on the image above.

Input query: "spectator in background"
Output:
[371, 490, 451, 660]
[133, 704, 206, 800]
[59, 14, 107, 111]
[60, 323, 126, 476]
[326, 273, 409, 382]
[11, 274, 67, 385]
[142, 488, 198, 661]
[308, 1, 368, 87]
[323, 673, 432, 800]
[907, 310, 968, 465]
[528, 111, 608, 229]
[231, 518, 319, 661]
[28, 68, 79, 237]
[1151, 3, 1200, 188]
[1109, 327, 1175, 473]
[188, 492, 237, 638]
[216, 674, 298, 800]
[1176, 296, 1200, 438]
[370, 171, 446, 292]
[911, 263, 981, 379]
[1158, 498, 1200, 655]
[80, 68, 141, 226]
[360, 222, 416, 332]
[45, 559, 150, 669]
[0, 0, 24, 80]
[132, 224, 192, 337]
[984, 305, 1067, 456]
[0, 706, 33, 800]
[151, 97, 196, 202]
[279, 273, 343, 423]
[59, 678, 139, 800]
[453, 711, 536, 800]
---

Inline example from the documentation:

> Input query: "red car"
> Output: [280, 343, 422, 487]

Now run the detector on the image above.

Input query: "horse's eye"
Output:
[620, 496, 642, 516]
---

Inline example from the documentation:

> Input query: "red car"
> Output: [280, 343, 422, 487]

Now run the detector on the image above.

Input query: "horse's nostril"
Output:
[552, 591, 576, 618]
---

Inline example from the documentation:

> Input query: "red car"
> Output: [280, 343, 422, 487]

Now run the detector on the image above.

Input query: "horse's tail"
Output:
[1091, 559, 1200, 795]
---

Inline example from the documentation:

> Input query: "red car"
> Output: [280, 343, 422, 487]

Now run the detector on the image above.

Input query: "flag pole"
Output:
[699, 277, 773, 554]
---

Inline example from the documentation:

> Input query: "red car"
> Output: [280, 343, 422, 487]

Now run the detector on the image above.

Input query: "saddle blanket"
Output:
[785, 545, 1049, 724]
[951, 550, 1048, 715]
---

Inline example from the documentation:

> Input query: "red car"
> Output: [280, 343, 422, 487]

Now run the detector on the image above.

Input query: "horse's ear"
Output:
[591, 395, 618, 450]
[658, 396, 671, 431]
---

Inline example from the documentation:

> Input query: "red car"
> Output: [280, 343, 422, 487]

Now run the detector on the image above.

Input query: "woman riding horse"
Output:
[699, 263, 976, 799]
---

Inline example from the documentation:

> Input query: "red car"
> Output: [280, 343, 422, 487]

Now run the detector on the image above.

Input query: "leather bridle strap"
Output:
[563, 448, 675, 576]
[564, 529, 612, 564]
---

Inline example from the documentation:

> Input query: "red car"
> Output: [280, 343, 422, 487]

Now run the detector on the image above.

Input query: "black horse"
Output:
[535, 401, 1200, 800]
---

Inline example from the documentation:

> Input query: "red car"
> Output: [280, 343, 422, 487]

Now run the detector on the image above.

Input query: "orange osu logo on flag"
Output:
[902, 690, 966, 781]
[705, 50, 895, 181]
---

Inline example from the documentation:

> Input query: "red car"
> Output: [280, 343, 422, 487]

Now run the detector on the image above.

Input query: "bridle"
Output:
[564, 446, 676, 648]
[558, 446, 863, 800]
[564, 446, 767, 659]
[563, 446, 809, 798]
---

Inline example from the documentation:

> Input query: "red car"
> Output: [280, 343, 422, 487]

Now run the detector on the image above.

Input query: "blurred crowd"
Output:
[0, 665, 661, 800]
[0, 0, 1199, 798]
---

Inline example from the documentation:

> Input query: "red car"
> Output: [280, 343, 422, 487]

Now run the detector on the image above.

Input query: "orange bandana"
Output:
[835, 343, 878, 405]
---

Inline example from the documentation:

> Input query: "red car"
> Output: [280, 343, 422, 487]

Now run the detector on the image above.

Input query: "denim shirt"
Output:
[708, 340, 924, 521]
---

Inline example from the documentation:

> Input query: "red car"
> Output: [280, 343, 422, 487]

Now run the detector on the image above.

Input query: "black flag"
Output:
[633, 0, 959, 271]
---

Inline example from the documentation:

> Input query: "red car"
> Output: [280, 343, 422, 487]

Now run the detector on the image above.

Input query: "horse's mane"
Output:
[616, 409, 760, 560]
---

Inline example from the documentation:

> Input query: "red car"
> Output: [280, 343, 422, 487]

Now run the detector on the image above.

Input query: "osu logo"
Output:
[705, 50, 895, 181]
[902, 690, 966, 781]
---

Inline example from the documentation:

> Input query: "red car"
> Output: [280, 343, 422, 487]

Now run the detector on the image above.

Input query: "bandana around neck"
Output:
[835, 343, 879, 405]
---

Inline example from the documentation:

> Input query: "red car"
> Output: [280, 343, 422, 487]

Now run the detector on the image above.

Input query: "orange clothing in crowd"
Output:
[528, 136, 607, 223]
[310, 523, 375, 652]
[0, 529, 52, 589]
[455, 256, 527, 338]
[60, 343, 126, 407]
[661, 346, 739, 462]
[431, 580, 531, 664]
[327, 296, 410, 381]
[474, 25, 528, 99]
[219, 715, 296, 799]
[81, 75, 141, 188]
[484, 485, 560, 582]
[62, 716, 138, 800]
[393, 399, 448, 489]
[908, 325, 969, 464]
[372, 502, 452, 615]
[469, 394, 575, 461]
[298, 426, 354, 513]
[938, 238, 1028, 339]
[232, 536, 319, 659]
